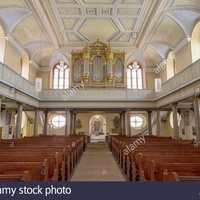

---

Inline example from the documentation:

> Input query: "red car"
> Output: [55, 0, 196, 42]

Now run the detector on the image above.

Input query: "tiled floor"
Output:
[70, 143, 126, 181]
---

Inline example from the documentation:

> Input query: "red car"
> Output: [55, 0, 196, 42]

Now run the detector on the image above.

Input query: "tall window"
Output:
[191, 21, 200, 63]
[127, 62, 143, 89]
[166, 52, 176, 80]
[53, 62, 69, 89]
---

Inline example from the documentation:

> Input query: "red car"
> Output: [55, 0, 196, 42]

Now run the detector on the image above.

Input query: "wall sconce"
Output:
[10, 87, 16, 94]
[35, 78, 42, 92]
[155, 78, 162, 92]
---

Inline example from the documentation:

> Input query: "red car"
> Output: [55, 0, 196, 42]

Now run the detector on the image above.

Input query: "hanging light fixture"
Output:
[35, 78, 42, 92]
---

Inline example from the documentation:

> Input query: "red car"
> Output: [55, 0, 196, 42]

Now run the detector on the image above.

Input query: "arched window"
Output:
[21, 52, 30, 80]
[166, 51, 176, 80]
[53, 62, 69, 89]
[191, 21, 200, 63]
[0, 25, 5, 62]
[130, 115, 146, 129]
[127, 62, 143, 89]
[51, 115, 66, 129]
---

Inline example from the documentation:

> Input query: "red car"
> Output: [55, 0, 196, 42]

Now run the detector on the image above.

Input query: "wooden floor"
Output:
[70, 143, 126, 181]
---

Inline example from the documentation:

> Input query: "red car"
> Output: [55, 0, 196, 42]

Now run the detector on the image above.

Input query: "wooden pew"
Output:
[139, 156, 200, 181]
[0, 171, 31, 181]
[0, 135, 85, 181]
[163, 171, 200, 182]
[0, 146, 68, 181]
[149, 161, 200, 181]
[110, 135, 199, 181]
[0, 153, 61, 181]
[1, 135, 84, 168]
[134, 150, 200, 181]
[0, 159, 49, 181]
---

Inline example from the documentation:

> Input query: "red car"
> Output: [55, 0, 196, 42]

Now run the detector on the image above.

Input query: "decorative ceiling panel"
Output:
[172, 0, 200, 7]
[119, 19, 136, 30]
[79, 19, 118, 42]
[0, 0, 196, 69]
[63, 18, 78, 29]
[101, 8, 113, 16]
[151, 18, 184, 47]
[67, 33, 82, 42]
[86, 8, 97, 16]
[143, 46, 162, 67]
[117, 8, 140, 15]
[58, 8, 81, 15]
[34, 46, 53, 67]
[122, 0, 143, 3]
[83, 0, 114, 4]
[14, 17, 46, 46]
[0, 0, 25, 7]
[56, 0, 77, 4]
[116, 33, 130, 42]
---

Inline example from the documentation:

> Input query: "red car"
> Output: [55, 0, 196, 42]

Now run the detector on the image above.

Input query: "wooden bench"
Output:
[0, 171, 31, 181]
[0, 159, 49, 181]
[139, 156, 200, 181]
[163, 171, 200, 182]
[0, 135, 85, 181]
[110, 135, 199, 182]
[134, 150, 200, 181]
[0, 146, 68, 181]
[149, 161, 200, 181]
[0, 153, 61, 181]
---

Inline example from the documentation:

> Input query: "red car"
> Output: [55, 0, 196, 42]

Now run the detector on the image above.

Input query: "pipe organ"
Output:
[71, 39, 126, 88]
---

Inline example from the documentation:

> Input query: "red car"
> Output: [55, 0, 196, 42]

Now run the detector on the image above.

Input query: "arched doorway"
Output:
[89, 115, 106, 142]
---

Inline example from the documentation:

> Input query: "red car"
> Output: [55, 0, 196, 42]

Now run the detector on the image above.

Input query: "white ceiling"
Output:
[0, 0, 199, 69]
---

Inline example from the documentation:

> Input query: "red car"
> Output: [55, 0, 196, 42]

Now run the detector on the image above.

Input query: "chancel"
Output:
[0, 0, 200, 182]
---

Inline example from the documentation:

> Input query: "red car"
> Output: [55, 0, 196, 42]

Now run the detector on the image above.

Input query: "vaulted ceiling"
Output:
[0, 0, 199, 69]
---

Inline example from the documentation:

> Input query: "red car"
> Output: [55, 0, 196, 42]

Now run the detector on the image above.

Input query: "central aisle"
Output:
[70, 143, 126, 181]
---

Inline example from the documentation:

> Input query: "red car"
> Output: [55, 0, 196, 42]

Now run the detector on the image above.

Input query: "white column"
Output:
[73, 112, 77, 135]
[43, 110, 49, 135]
[147, 110, 152, 136]
[65, 109, 70, 136]
[119, 112, 123, 135]
[172, 102, 179, 139]
[156, 109, 161, 136]
[126, 109, 131, 136]
[16, 103, 23, 138]
[33, 108, 39, 136]
[70, 110, 74, 135]
[193, 96, 200, 140]
[0, 96, 2, 127]
[122, 111, 126, 135]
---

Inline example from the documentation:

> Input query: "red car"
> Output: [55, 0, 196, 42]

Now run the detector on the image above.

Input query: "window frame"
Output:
[53, 63, 70, 89]
[127, 63, 143, 89]
[130, 115, 146, 129]
[51, 115, 66, 129]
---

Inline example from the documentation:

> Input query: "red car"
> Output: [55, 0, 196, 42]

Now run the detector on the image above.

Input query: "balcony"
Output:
[0, 59, 200, 106]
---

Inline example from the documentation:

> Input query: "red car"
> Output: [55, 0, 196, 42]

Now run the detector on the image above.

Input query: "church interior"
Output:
[0, 0, 200, 182]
